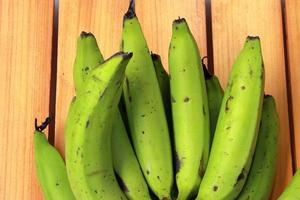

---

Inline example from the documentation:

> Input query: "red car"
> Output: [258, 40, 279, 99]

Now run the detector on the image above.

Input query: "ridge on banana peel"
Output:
[197, 36, 264, 200]
[202, 62, 224, 141]
[121, 0, 174, 199]
[65, 52, 132, 200]
[34, 118, 75, 200]
[169, 17, 210, 200]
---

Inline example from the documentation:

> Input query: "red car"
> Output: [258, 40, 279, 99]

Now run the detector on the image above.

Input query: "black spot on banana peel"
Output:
[183, 97, 190, 102]
[225, 96, 234, 113]
[213, 185, 218, 192]
[85, 120, 90, 128]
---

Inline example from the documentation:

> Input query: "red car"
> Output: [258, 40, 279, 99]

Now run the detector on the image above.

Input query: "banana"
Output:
[197, 36, 264, 200]
[238, 95, 279, 200]
[278, 169, 300, 200]
[151, 53, 174, 150]
[73, 31, 150, 200]
[202, 63, 223, 140]
[65, 52, 132, 200]
[121, 1, 173, 199]
[168, 18, 210, 200]
[73, 31, 104, 93]
[34, 118, 75, 200]
[112, 109, 152, 200]
[151, 53, 171, 118]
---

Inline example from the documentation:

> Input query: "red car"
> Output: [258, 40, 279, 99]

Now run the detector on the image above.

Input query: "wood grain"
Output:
[55, 0, 207, 155]
[211, 0, 293, 198]
[0, 0, 53, 199]
[285, 0, 300, 169]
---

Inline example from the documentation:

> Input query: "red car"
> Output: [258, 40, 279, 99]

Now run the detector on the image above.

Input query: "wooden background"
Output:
[0, 0, 299, 199]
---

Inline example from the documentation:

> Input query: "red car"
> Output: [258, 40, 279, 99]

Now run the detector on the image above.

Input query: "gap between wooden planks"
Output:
[285, 0, 300, 170]
[0, 0, 53, 199]
[211, 0, 293, 198]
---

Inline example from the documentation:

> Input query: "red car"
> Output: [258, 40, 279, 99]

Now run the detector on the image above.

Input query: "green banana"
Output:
[73, 31, 104, 93]
[203, 64, 223, 140]
[65, 52, 132, 200]
[238, 95, 279, 200]
[278, 169, 300, 200]
[73, 31, 150, 200]
[121, 1, 173, 199]
[112, 109, 152, 200]
[34, 118, 75, 200]
[151, 53, 171, 118]
[169, 18, 210, 200]
[197, 36, 264, 200]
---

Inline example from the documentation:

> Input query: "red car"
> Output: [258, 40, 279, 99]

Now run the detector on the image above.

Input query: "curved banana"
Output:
[112, 109, 152, 200]
[278, 169, 300, 200]
[203, 64, 223, 140]
[34, 118, 75, 200]
[65, 52, 132, 200]
[73, 32, 150, 200]
[121, 1, 173, 199]
[238, 95, 279, 200]
[73, 31, 104, 93]
[168, 18, 210, 200]
[197, 36, 265, 200]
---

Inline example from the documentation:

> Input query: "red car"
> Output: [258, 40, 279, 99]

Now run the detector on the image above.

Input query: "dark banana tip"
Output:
[173, 17, 186, 25]
[201, 56, 212, 79]
[124, 0, 136, 19]
[246, 36, 260, 41]
[123, 52, 133, 59]
[151, 53, 160, 61]
[264, 94, 272, 98]
[80, 31, 95, 38]
[106, 52, 133, 62]
[35, 117, 52, 132]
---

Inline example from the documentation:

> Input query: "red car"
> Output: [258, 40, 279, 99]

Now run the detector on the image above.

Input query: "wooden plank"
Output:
[0, 0, 53, 199]
[55, 0, 207, 155]
[211, 0, 293, 198]
[285, 0, 300, 169]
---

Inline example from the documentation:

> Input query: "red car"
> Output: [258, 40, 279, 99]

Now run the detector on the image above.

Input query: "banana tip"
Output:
[247, 36, 260, 41]
[123, 52, 133, 59]
[80, 31, 94, 38]
[264, 94, 272, 98]
[151, 53, 160, 61]
[173, 17, 186, 25]
[124, 0, 136, 19]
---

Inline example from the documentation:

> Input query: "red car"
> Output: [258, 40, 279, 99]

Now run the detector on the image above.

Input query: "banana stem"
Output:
[35, 117, 51, 132]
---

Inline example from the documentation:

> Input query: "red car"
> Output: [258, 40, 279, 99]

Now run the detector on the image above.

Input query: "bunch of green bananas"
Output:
[34, 0, 299, 199]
